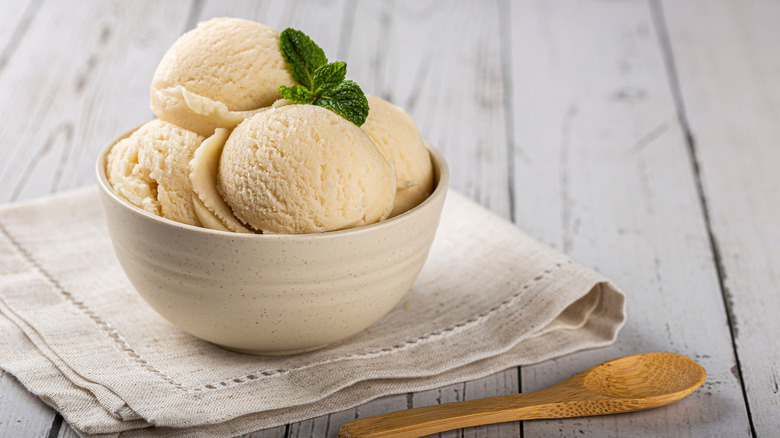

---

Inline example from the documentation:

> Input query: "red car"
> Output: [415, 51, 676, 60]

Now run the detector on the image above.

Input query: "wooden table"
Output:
[1, 1, 777, 436]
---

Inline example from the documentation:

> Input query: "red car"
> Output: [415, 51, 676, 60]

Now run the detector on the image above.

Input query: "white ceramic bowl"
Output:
[96, 135, 449, 355]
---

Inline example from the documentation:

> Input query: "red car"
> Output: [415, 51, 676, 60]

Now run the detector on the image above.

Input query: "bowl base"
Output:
[219, 342, 332, 356]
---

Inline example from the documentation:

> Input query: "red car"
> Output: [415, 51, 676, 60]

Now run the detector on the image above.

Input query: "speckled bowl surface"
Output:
[96, 134, 449, 355]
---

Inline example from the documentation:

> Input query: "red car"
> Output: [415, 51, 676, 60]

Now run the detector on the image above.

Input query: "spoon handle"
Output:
[338, 384, 587, 438]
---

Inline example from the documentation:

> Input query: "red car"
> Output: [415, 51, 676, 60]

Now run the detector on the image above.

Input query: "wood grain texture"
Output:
[0, 0, 39, 72]
[242, 426, 289, 438]
[0, 0, 772, 437]
[410, 371, 521, 438]
[200, 0, 349, 53]
[504, 0, 751, 436]
[56, 421, 80, 438]
[0, 373, 54, 438]
[289, 395, 411, 438]
[345, 0, 513, 218]
[659, 0, 780, 434]
[339, 353, 706, 438]
[0, 0, 193, 203]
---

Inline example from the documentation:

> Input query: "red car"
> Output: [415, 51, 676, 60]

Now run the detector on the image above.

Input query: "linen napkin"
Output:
[0, 187, 625, 438]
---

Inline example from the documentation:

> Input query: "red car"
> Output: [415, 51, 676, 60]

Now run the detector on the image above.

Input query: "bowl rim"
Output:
[96, 127, 450, 241]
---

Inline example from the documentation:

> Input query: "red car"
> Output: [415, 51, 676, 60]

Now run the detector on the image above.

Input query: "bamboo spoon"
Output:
[339, 352, 706, 438]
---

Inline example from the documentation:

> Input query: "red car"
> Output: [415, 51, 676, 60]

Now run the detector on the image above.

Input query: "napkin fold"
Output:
[0, 187, 625, 438]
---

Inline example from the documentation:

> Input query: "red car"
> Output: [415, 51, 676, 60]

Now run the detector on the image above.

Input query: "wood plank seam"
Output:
[46, 414, 61, 438]
[497, 4, 527, 436]
[498, 0, 517, 225]
[0, 0, 43, 74]
[183, 0, 204, 34]
[648, 0, 756, 436]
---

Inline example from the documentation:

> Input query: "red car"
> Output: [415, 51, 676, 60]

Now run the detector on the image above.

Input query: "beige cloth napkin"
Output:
[0, 187, 625, 438]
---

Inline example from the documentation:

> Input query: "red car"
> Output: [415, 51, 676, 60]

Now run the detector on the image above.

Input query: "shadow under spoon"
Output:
[339, 352, 706, 438]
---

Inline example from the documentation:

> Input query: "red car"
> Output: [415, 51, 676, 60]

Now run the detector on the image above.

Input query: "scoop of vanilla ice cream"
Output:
[361, 95, 434, 217]
[217, 105, 396, 234]
[106, 119, 205, 226]
[150, 18, 295, 136]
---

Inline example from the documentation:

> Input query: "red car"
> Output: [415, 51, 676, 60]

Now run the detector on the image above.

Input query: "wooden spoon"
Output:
[339, 352, 706, 438]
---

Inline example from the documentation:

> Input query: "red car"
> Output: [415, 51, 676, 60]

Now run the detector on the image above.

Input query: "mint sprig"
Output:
[279, 85, 315, 104]
[279, 29, 326, 89]
[278, 29, 369, 126]
[312, 80, 368, 124]
[312, 61, 346, 95]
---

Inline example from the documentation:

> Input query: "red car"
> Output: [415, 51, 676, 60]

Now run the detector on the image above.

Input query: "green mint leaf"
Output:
[278, 29, 370, 126]
[312, 62, 347, 95]
[278, 85, 315, 104]
[313, 80, 370, 126]
[279, 28, 327, 90]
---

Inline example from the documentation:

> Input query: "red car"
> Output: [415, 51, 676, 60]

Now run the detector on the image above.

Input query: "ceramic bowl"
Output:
[96, 134, 449, 355]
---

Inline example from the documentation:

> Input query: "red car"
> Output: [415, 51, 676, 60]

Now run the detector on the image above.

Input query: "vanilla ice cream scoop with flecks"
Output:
[150, 17, 295, 137]
[216, 104, 396, 234]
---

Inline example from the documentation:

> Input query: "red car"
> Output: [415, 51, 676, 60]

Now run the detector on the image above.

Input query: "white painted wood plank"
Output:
[345, 0, 513, 218]
[289, 395, 410, 438]
[199, 0, 348, 56]
[0, 0, 193, 203]
[56, 421, 80, 438]
[505, 1, 751, 436]
[660, 0, 780, 434]
[0, 0, 36, 55]
[242, 426, 288, 438]
[0, 373, 54, 438]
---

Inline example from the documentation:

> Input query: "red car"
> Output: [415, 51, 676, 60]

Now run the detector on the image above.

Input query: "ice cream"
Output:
[190, 128, 254, 233]
[150, 17, 295, 137]
[361, 95, 434, 217]
[217, 105, 396, 234]
[106, 119, 205, 226]
[108, 19, 435, 235]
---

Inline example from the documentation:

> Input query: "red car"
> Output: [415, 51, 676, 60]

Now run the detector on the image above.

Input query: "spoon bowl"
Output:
[339, 352, 706, 438]
[584, 352, 705, 399]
